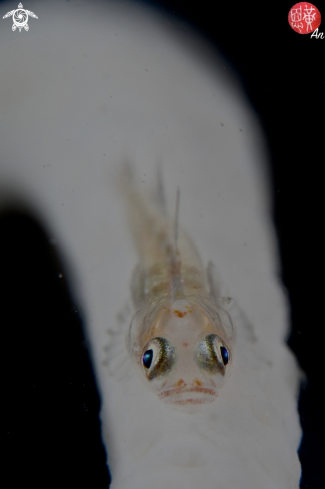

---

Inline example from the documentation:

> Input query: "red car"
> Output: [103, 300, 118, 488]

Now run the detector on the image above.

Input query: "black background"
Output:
[2, 0, 324, 488]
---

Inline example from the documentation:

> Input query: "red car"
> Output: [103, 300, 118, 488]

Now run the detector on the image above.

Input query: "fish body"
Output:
[123, 170, 235, 406]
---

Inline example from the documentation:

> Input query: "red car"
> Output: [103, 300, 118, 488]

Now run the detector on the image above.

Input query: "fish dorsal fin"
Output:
[169, 187, 183, 298]
[174, 187, 180, 255]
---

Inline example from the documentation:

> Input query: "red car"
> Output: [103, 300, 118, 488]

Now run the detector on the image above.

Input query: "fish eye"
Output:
[195, 334, 230, 375]
[141, 337, 176, 381]
[220, 345, 229, 365]
[142, 349, 153, 369]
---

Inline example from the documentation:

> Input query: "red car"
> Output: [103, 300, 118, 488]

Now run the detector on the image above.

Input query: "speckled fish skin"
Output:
[122, 169, 235, 406]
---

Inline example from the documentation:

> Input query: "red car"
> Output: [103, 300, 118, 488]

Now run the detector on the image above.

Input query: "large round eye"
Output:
[195, 334, 230, 375]
[142, 337, 176, 381]
[220, 346, 229, 365]
[142, 349, 153, 369]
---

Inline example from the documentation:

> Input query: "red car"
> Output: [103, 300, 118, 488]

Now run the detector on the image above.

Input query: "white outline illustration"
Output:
[3, 3, 38, 32]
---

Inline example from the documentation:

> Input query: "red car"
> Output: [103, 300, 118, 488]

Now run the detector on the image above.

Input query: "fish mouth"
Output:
[158, 386, 217, 405]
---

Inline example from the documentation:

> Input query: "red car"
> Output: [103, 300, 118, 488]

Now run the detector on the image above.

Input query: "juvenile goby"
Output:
[122, 169, 235, 406]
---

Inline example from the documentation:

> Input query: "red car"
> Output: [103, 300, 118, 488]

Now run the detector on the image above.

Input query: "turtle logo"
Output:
[3, 3, 38, 32]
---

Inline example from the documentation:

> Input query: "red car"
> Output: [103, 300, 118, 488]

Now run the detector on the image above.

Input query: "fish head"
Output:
[127, 298, 234, 406]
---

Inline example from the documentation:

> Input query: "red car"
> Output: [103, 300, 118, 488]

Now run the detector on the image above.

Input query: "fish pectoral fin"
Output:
[104, 329, 133, 382]
[131, 264, 147, 308]
[102, 299, 134, 381]
[207, 260, 232, 307]
[104, 341, 133, 382]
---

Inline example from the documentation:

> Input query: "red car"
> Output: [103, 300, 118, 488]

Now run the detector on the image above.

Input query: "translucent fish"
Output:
[121, 166, 235, 407]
